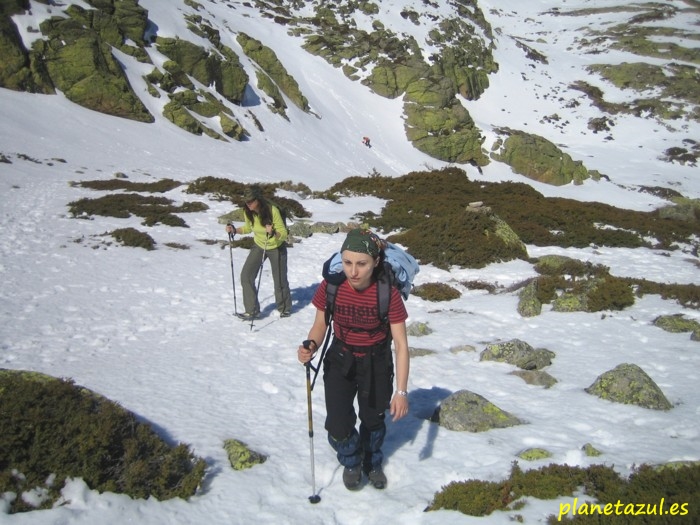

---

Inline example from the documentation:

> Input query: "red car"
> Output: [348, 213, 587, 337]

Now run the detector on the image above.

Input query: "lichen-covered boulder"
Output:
[653, 314, 700, 334]
[156, 37, 248, 105]
[408, 347, 436, 357]
[362, 57, 429, 99]
[517, 280, 542, 317]
[37, 17, 153, 122]
[406, 321, 433, 337]
[430, 390, 524, 432]
[552, 290, 588, 312]
[480, 339, 555, 371]
[491, 129, 591, 186]
[223, 439, 267, 470]
[0, 15, 54, 93]
[582, 443, 603, 457]
[509, 369, 558, 389]
[518, 448, 552, 461]
[404, 99, 488, 164]
[237, 32, 309, 112]
[219, 112, 247, 141]
[585, 363, 673, 410]
[534, 254, 581, 275]
[449, 344, 477, 354]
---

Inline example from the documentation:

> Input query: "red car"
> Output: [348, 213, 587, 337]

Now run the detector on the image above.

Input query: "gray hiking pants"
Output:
[240, 243, 291, 315]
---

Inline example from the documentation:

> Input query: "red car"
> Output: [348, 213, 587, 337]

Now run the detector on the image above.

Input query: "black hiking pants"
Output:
[323, 337, 393, 470]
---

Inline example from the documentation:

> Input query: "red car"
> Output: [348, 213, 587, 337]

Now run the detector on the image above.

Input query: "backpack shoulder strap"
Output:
[322, 255, 344, 325]
[325, 281, 339, 325]
[376, 261, 394, 327]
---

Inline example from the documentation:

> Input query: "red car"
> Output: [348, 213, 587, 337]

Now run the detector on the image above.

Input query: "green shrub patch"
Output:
[68, 193, 208, 227]
[413, 282, 462, 301]
[73, 178, 183, 193]
[426, 461, 700, 523]
[0, 370, 206, 514]
[328, 167, 698, 259]
[110, 227, 156, 250]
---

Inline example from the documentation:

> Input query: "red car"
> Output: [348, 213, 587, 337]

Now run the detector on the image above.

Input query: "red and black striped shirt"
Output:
[312, 279, 408, 347]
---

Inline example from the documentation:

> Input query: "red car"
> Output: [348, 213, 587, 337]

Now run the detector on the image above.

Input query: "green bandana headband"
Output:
[341, 229, 382, 257]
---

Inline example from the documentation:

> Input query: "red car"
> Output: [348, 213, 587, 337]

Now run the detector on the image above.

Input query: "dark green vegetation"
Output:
[0, 369, 206, 514]
[72, 178, 182, 192]
[334, 166, 698, 261]
[68, 168, 699, 310]
[69, 193, 208, 227]
[413, 282, 462, 302]
[532, 258, 636, 313]
[426, 461, 700, 523]
[529, 255, 699, 311]
[110, 227, 156, 250]
[185, 176, 312, 219]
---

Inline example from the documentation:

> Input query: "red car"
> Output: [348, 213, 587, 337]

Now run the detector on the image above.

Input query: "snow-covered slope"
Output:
[1, 1, 698, 524]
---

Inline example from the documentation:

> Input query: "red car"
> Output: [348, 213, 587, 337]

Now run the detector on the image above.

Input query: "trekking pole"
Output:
[304, 341, 321, 504]
[228, 230, 238, 316]
[250, 233, 270, 331]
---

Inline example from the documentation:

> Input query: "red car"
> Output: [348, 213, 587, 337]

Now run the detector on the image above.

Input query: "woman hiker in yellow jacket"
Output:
[226, 185, 291, 319]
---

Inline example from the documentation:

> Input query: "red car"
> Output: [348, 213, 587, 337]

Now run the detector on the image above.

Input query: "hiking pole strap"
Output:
[309, 325, 332, 391]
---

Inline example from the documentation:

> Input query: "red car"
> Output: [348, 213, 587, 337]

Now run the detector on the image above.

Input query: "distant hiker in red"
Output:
[362, 136, 371, 147]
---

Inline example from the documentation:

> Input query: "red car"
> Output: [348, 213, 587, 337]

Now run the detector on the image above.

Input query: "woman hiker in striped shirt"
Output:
[298, 228, 410, 491]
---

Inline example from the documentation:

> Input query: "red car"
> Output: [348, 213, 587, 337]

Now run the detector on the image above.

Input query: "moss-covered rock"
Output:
[0, 15, 54, 93]
[404, 99, 488, 164]
[219, 112, 248, 140]
[450, 344, 477, 354]
[237, 32, 309, 112]
[517, 280, 542, 317]
[66, 1, 149, 58]
[223, 439, 267, 471]
[163, 99, 207, 135]
[156, 37, 248, 105]
[582, 443, 603, 457]
[552, 291, 588, 312]
[409, 347, 437, 357]
[658, 198, 700, 222]
[254, 69, 288, 117]
[653, 313, 700, 334]
[364, 58, 428, 98]
[509, 369, 558, 388]
[518, 448, 552, 461]
[406, 321, 433, 337]
[431, 390, 524, 432]
[491, 129, 591, 186]
[36, 16, 152, 122]
[585, 363, 673, 410]
[480, 339, 555, 371]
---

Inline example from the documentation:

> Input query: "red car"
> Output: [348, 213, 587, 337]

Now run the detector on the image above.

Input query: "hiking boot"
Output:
[342, 466, 362, 490]
[236, 312, 257, 320]
[367, 467, 387, 489]
[280, 311, 291, 318]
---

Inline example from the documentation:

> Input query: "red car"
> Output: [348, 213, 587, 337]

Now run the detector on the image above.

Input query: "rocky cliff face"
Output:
[1, 0, 698, 182]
